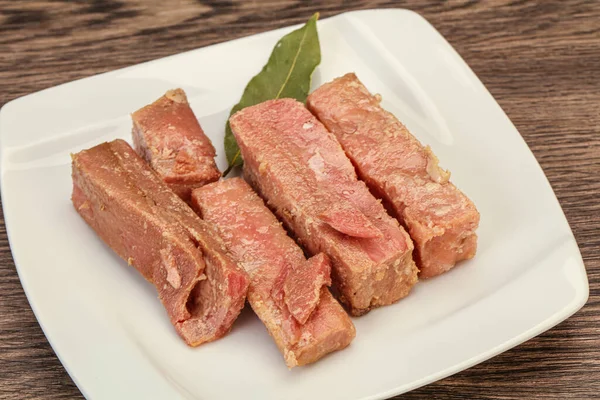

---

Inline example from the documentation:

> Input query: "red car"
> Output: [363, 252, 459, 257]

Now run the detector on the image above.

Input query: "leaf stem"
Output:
[275, 18, 310, 99]
[223, 149, 241, 177]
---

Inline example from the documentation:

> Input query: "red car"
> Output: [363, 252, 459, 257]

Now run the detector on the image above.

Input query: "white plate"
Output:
[0, 9, 589, 400]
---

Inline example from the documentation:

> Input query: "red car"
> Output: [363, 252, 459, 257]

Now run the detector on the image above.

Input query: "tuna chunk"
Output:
[283, 252, 331, 325]
[307, 73, 480, 278]
[71, 139, 248, 346]
[191, 178, 355, 367]
[132, 89, 221, 202]
[229, 99, 418, 316]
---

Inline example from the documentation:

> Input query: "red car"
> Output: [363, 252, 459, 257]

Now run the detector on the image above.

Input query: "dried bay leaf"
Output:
[223, 13, 321, 175]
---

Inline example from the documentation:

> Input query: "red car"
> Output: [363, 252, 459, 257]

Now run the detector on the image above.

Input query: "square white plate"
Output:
[0, 9, 589, 400]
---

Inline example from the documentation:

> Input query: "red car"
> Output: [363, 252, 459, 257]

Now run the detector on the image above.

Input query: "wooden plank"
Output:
[0, 1, 598, 398]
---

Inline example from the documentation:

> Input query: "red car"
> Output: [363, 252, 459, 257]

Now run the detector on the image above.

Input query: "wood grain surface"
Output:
[1, 0, 599, 399]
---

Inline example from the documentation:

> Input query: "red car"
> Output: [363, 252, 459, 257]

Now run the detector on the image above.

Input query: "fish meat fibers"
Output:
[192, 178, 355, 367]
[308, 74, 479, 278]
[71, 139, 248, 346]
[230, 99, 418, 315]
[132, 89, 221, 202]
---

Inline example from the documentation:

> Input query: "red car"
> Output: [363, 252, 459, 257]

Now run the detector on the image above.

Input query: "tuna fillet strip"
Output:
[230, 99, 418, 316]
[71, 139, 248, 346]
[191, 178, 355, 367]
[132, 89, 221, 202]
[307, 73, 480, 278]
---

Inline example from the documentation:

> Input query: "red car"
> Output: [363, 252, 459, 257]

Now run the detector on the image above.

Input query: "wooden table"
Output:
[1, 1, 598, 398]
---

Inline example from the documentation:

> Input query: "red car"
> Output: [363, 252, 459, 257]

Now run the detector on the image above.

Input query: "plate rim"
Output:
[0, 8, 590, 400]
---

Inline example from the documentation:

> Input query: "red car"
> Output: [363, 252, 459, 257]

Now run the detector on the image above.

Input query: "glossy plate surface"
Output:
[0, 9, 588, 400]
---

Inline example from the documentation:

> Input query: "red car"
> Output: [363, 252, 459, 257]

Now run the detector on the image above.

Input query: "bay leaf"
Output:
[223, 13, 321, 175]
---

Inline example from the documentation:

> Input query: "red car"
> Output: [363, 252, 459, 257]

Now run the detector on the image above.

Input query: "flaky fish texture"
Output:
[192, 178, 355, 367]
[71, 139, 248, 346]
[230, 99, 418, 316]
[307, 73, 480, 278]
[132, 89, 221, 202]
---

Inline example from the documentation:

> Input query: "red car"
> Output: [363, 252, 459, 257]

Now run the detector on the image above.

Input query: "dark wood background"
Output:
[1, 0, 598, 399]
